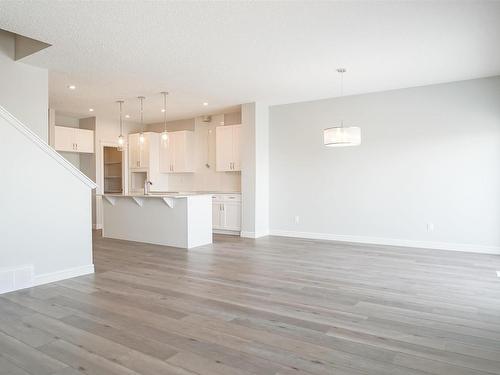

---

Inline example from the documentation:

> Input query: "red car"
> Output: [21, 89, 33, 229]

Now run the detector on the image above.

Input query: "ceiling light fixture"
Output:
[116, 100, 125, 151]
[125, 114, 130, 119]
[68, 85, 76, 90]
[138, 96, 145, 144]
[323, 68, 361, 147]
[203, 102, 208, 106]
[89, 108, 94, 112]
[160, 91, 169, 144]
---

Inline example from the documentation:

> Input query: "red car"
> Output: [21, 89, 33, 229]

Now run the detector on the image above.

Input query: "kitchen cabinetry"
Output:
[54, 126, 94, 153]
[216, 124, 241, 171]
[128, 132, 168, 192]
[159, 130, 194, 173]
[128, 133, 151, 169]
[212, 194, 241, 232]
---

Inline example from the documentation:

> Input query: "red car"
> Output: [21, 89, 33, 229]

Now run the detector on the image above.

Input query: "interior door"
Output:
[231, 125, 242, 171]
[216, 126, 233, 171]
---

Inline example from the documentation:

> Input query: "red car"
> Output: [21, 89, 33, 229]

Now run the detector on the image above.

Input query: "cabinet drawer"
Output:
[222, 194, 241, 202]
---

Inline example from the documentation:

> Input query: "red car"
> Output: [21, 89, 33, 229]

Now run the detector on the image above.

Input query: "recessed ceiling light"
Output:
[89, 108, 94, 112]
[161, 109, 166, 112]
[67, 85, 76, 90]
[125, 114, 130, 119]
[203, 102, 208, 106]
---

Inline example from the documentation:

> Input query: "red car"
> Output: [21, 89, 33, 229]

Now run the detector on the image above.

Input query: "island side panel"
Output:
[102, 197, 189, 248]
[186, 195, 213, 248]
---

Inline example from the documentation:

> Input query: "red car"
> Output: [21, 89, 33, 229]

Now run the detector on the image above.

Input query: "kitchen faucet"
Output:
[144, 180, 153, 195]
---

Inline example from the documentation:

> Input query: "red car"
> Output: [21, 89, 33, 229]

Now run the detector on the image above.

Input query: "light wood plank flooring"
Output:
[1, 232, 500, 375]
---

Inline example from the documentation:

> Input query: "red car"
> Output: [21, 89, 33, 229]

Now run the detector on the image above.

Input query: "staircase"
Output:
[0, 105, 96, 294]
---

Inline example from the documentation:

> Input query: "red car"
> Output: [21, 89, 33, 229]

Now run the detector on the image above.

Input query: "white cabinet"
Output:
[216, 124, 241, 172]
[212, 194, 241, 232]
[54, 126, 94, 153]
[128, 132, 169, 192]
[159, 130, 194, 173]
[128, 133, 151, 169]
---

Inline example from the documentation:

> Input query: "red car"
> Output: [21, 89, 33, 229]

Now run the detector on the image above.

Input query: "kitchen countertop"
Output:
[102, 192, 212, 198]
[101, 191, 241, 198]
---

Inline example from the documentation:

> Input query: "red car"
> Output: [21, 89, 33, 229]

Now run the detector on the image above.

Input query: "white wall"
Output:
[0, 106, 94, 293]
[241, 102, 270, 238]
[269, 77, 500, 253]
[0, 30, 48, 141]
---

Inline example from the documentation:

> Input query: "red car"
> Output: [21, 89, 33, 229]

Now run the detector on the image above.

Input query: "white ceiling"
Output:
[0, 1, 499, 123]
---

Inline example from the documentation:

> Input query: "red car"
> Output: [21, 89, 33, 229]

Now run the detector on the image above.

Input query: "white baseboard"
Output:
[269, 230, 500, 255]
[241, 231, 269, 239]
[33, 264, 95, 287]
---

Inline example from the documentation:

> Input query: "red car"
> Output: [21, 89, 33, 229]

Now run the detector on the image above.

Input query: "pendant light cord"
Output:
[140, 97, 144, 132]
[119, 101, 123, 136]
[337, 68, 346, 128]
[162, 92, 168, 132]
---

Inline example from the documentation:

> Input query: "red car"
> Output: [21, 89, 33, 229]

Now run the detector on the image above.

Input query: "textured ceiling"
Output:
[0, 1, 499, 123]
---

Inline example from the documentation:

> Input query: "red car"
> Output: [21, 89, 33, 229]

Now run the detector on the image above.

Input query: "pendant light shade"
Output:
[324, 68, 361, 147]
[324, 126, 361, 147]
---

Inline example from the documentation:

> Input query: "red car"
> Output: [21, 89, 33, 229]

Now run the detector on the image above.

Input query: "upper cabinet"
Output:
[129, 133, 151, 169]
[216, 124, 241, 171]
[54, 126, 94, 153]
[159, 130, 195, 173]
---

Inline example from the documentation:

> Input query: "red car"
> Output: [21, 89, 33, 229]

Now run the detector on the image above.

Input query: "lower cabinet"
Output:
[212, 194, 241, 233]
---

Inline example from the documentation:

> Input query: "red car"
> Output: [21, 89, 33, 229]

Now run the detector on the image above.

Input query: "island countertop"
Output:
[101, 192, 212, 198]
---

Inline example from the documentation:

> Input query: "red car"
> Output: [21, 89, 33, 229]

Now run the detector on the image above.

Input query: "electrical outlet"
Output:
[294, 215, 300, 224]
[427, 222, 434, 232]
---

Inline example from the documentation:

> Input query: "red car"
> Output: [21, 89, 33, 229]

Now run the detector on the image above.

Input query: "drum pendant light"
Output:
[323, 68, 361, 147]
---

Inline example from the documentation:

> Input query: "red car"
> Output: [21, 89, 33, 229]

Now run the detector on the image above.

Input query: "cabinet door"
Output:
[231, 125, 242, 171]
[212, 202, 223, 229]
[75, 128, 94, 153]
[159, 135, 173, 173]
[129, 134, 141, 169]
[215, 126, 233, 171]
[54, 126, 75, 152]
[223, 202, 241, 231]
[174, 132, 187, 172]
[139, 134, 150, 168]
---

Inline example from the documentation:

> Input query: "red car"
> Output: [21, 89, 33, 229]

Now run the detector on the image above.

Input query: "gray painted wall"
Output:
[269, 76, 500, 252]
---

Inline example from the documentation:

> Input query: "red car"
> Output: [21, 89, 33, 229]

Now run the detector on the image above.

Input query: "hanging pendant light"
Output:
[116, 100, 125, 151]
[323, 68, 361, 147]
[160, 91, 169, 144]
[138, 96, 145, 144]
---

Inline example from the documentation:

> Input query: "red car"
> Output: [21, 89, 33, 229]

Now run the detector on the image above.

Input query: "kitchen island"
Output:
[101, 193, 212, 249]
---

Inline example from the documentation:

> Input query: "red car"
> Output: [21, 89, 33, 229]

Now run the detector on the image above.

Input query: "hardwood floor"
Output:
[1, 232, 500, 374]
